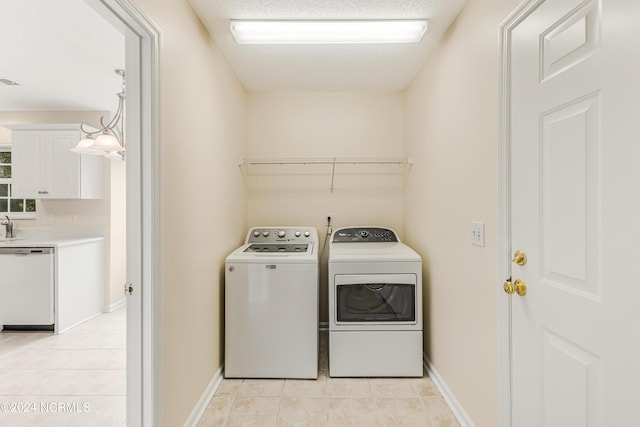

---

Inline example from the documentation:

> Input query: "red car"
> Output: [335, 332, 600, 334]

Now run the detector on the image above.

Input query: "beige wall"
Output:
[132, 0, 248, 425]
[0, 111, 126, 308]
[246, 92, 405, 320]
[403, 0, 519, 425]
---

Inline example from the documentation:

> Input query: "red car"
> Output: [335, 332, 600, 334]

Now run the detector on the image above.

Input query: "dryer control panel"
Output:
[332, 227, 399, 243]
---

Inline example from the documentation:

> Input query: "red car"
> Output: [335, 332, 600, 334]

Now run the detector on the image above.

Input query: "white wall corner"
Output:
[423, 353, 476, 427]
[183, 364, 225, 427]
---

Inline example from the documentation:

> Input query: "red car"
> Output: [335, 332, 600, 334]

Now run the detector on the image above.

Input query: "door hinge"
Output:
[124, 282, 134, 296]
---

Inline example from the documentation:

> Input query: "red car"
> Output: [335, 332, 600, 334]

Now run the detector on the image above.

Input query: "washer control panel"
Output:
[246, 227, 316, 244]
[332, 227, 399, 243]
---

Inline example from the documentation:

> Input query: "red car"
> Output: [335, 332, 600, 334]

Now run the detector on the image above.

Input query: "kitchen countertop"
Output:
[0, 236, 104, 248]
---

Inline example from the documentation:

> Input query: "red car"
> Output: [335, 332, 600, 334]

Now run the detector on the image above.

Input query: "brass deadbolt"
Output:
[512, 250, 527, 266]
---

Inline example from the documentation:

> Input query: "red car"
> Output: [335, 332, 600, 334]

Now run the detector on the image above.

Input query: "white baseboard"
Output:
[105, 298, 126, 313]
[423, 353, 475, 427]
[183, 364, 224, 427]
[56, 312, 102, 334]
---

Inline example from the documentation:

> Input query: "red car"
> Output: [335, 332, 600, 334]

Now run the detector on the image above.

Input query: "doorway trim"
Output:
[498, 1, 546, 426]
[85, 0, 163, 425]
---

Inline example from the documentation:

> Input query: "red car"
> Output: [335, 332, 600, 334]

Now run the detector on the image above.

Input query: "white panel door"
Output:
[509, 0, 640, 425]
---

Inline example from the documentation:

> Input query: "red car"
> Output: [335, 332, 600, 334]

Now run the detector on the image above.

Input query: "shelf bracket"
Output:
[330, 157, 337, 193]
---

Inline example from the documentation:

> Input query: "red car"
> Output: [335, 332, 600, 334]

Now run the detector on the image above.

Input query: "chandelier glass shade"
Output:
[71, 69, 126, 160]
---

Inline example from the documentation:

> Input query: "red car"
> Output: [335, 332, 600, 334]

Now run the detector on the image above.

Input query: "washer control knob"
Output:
[304, 231, 310, 237]
[278, 230, 286, 238]
[262, 231, 270, 237]
[360, 230, 370, 238]
[253, 231, 260, 237]
[295, 231, 301, 237]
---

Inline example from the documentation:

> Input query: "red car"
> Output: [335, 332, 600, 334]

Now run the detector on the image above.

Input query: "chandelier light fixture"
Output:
[71, 69, 126, 161]
[230, 19, 428, 45]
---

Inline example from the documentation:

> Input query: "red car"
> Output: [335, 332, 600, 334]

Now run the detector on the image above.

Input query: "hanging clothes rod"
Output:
[240, 156, 412, 193]
[241, 156, 412, 165]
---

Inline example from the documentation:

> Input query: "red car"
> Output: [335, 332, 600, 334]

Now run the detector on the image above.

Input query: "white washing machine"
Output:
[329, 226, 423, 377]
[225, 226, 319, 379]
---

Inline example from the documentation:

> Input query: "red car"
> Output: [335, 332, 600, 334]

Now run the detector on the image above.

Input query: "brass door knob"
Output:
[512, 250, 527, 266]
[514, 279, 527, 296]
[504, 278, 527, 296]
[503, 279, 515, 295]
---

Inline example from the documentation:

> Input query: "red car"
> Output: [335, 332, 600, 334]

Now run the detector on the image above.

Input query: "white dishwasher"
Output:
[0, 247, 55, 331]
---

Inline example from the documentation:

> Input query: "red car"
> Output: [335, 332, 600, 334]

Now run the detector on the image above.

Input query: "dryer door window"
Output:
[336, 282, 415, 322]
[335, 274, 416, 324]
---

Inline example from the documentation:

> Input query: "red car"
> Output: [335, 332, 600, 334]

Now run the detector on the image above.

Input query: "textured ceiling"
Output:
[0, 0, 124, 112]
[188, 0, 466, 91]
[0, 1, 466, 113]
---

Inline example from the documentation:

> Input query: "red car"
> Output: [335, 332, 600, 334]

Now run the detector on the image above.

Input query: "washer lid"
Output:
[226, 242, 318, 263]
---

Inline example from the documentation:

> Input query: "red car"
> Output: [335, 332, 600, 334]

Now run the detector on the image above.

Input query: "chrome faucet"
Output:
[1, 215, 14, 239]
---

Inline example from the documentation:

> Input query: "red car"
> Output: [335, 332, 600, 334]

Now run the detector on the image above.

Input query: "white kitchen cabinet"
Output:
[7, 124, 102, 199]
[56, 238, 105, 333]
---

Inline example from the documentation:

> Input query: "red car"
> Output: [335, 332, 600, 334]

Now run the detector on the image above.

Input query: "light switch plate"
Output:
[471, 221, 485, 247]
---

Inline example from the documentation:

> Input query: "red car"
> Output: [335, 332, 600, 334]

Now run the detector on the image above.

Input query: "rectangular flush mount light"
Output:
[230, 20, 428, 44]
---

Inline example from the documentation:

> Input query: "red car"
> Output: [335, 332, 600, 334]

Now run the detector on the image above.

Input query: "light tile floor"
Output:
[199, 332, 460, 427]
[0, 308, 126, 426]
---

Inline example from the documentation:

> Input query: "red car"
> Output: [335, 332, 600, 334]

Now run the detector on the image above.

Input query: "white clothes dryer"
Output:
[225, 227, 319, 379]
[328, 226, 423, 377]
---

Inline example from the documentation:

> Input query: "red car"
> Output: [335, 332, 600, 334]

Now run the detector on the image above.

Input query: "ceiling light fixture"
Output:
[230, 19, 428, 45]
[71, 69, 126, 161]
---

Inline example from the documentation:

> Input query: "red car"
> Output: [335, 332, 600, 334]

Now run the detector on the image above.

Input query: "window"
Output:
[0, 146, 36, 218]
